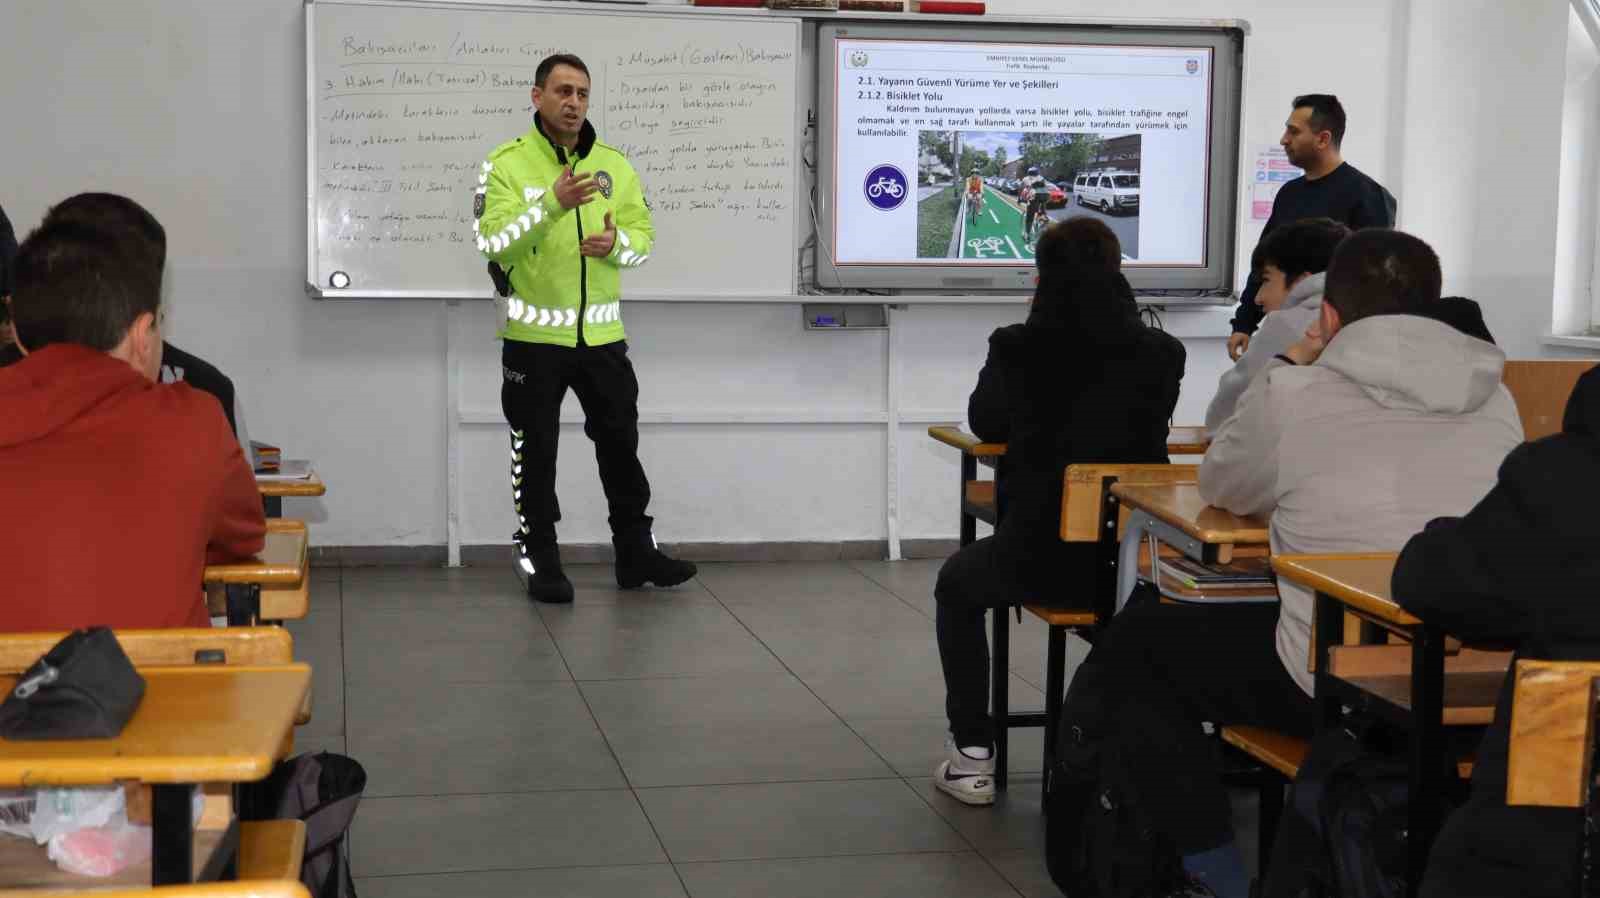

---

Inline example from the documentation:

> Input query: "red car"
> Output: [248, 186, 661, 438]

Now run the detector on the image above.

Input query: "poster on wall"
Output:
[1251, 144, 1302, 220]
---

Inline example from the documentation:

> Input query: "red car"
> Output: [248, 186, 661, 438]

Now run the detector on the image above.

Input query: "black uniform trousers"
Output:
[501, 338, 652, 546]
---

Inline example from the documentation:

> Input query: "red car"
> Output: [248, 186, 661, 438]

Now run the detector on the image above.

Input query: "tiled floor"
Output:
[287, 559, 1255, 898]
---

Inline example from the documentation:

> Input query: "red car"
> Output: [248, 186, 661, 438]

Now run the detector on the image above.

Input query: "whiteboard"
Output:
[306, 0, 802, 298]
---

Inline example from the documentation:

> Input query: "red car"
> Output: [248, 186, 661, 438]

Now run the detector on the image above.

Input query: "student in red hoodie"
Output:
[0, 194, 265, 631]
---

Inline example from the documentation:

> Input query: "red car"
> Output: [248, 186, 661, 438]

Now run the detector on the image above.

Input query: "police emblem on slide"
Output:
[473, 192, 486, 217]
[595, 171, 614, 199]
[849, 50, 869, 67]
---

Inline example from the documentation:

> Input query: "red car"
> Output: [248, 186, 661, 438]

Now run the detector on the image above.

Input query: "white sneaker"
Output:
[932, 737, 996, 806]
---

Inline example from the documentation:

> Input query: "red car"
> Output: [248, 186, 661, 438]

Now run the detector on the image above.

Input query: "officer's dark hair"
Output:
[536, 54, 590, 87]
[11, 200, 163, 353]
[1292, 93, 1346, 148]
[1251, 217, 1350, 283]
[1323, 228, 1441, 326]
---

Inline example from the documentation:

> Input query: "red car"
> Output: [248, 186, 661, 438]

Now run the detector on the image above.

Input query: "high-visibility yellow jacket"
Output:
[475, 115, 653, 347]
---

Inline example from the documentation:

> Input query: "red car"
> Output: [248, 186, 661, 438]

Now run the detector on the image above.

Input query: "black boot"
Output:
[613, 526, 697, 589]
[517, 538, 574, 604]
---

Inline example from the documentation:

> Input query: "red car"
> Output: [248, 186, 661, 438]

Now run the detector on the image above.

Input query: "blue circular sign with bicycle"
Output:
[863, 164, 908, 211]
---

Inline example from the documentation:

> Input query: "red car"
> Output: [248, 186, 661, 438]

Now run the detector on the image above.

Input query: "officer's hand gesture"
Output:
[581, 212, 617, 258]
[553, 165, 598, 210]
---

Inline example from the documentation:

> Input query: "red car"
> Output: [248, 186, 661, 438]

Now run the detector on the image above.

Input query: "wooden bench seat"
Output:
[237, 819, 306, 881]
[1023, 605, 1097, 628]
[963, 480, 996, 525]
[1222, 724, 1476, 781]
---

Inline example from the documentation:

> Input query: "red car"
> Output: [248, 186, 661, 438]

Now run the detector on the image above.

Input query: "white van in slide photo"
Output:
[1074, 170, 1141, 215]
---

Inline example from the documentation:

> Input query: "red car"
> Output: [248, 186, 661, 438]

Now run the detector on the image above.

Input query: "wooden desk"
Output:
[1274, 553, 1462, 898]
[0, 664, 310, 888]
[257, 471, 325, 519]
[1111, 482, 1268, 565]
[204, 520, 310, 625]
[927, 425, 1215, 546]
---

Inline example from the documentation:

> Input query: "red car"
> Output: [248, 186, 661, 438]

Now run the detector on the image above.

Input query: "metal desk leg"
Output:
[1406, 623, 1446, 898]
[225, 583, 261, 627]
[1314, 589, 1343, 733]
[1042, 623, 1067, 792]
[991, 606, 1010, 791]
[151, 784, 194, 885]
[959, 454, 977, 547]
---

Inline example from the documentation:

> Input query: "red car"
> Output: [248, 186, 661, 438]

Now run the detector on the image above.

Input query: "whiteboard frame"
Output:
[305, 0, 806, 299]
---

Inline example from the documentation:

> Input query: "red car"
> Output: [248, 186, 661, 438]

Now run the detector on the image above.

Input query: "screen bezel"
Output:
[813, 20, 1243, 294]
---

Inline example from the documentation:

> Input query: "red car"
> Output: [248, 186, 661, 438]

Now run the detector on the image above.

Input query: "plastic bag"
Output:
[30, 786, 124, 845]
[0, 789, 36, 840]
[0, 786, 202, 877]
[47, 821, 152, 876]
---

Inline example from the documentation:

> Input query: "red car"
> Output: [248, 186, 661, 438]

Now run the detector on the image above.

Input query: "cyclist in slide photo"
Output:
[1020, 166, 1049, 245]
[966, 170, 984, 224]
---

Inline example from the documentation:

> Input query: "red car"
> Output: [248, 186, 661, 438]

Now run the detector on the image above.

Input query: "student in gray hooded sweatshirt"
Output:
[1205, 218, 1348, 435]
[1051, 229, 1522, 898]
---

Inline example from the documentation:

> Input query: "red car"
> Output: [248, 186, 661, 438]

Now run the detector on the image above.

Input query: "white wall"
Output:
[1554, 4, 1600, 336]
[1395, 0, 1572, 360]
[0, 0, 1578, 551]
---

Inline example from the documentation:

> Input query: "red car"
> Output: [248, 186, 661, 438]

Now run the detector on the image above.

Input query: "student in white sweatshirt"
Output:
[1205, 218, 1349, 436]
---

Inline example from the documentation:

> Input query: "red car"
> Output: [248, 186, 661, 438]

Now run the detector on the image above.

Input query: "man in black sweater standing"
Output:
[1228, 95, 1396, 360]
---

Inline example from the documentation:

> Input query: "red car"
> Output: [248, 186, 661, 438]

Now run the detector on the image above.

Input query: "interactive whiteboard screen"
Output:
[816, 22, 1241, 293]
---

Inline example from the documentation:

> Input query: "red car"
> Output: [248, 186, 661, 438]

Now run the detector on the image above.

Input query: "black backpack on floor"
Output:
[1046, 716, 1189, 897]
[1262, 726, 1458, 898]
[245, 752, 367, 898]
[1045, 611, 1189, 898]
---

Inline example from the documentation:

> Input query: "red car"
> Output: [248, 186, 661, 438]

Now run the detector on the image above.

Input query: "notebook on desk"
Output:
[254, 460, 313, 481]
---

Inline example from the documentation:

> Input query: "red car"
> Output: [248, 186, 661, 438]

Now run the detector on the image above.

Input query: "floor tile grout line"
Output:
[354, 845, 987, 882]
[525, 567, 687, 889]
[358, 772, 919, 801]
[896, 774, 1030, 898]
[697, 571, 913, 781]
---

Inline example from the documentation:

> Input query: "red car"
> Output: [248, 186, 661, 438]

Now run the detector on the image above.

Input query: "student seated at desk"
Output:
[933, 217, 1185, 807]
[1204, 217, 1349, 435]
[1392, 366, 1600, 898]
[1053, 230, 1522, 898]
[0, 194, 265, 631]
[44, 193, 250, 447]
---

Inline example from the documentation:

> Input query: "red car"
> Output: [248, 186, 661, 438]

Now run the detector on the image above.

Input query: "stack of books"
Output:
[250, 440, 281, 474]
[1152, 553, 1273, 595]
[1159, 556, 1275, 590]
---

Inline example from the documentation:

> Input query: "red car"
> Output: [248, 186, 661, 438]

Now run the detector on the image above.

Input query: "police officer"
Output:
[474, 53, 695, 603]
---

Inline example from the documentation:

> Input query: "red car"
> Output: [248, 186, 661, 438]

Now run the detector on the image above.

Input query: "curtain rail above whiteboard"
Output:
[306, 0, 803, 299]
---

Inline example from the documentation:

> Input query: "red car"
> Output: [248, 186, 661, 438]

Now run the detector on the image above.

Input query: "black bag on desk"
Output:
[0, 628, 145, 740]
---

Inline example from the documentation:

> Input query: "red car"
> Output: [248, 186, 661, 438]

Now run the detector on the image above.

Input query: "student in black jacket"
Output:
[1396, 365, 1600, 898]
[933, 216, 1185, 807]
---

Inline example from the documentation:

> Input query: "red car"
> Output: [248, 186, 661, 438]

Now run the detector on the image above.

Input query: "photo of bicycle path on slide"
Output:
[915, 129, 1141, 262]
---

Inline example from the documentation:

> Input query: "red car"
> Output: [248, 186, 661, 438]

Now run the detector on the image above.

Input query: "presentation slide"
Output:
[830, 38, 1213, 268]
